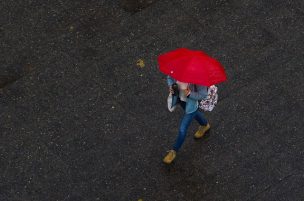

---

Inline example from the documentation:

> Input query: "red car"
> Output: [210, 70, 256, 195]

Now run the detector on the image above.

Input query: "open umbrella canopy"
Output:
[158, 48, 227, 86]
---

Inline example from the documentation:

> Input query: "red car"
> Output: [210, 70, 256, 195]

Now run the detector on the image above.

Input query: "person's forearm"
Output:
[188, 87, 208, 100]
[167, 76, 175, 86]
[188, 92, 203, 100]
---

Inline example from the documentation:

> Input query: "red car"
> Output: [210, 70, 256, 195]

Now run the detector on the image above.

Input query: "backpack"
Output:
[198, 85, 218, 112]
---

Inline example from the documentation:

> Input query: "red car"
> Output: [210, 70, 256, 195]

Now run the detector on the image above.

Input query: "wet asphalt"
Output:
[0, 0, 304, 201]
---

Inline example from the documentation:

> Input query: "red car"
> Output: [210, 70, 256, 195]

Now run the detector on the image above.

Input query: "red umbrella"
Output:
[158, 48, 227, 86]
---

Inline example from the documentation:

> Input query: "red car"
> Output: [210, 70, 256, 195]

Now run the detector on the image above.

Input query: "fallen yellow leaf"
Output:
[136, 59, 145, 68]
[69, 25, 74, 32]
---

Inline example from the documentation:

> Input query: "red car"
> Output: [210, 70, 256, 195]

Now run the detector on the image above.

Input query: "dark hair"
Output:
[172, 83, 179, 96]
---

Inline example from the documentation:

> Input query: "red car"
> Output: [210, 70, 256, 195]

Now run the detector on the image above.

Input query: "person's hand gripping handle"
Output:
[184, 85, 191, 96]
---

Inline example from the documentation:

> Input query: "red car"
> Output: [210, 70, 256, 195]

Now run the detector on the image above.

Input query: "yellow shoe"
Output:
[194, 123, 211, 139]
[163, 150, 176, 164]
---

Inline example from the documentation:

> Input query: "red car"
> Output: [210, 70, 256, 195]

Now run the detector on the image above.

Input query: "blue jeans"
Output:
[173, 101, 208, 151]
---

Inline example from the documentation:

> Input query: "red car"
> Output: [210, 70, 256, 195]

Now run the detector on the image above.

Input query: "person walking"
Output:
[158, 48, 227, 164]
[163, 76, 211, 164]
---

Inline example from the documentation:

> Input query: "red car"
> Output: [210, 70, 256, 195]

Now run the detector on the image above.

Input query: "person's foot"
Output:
[194, 123, 211, 139]
[163, 150, 176, 164]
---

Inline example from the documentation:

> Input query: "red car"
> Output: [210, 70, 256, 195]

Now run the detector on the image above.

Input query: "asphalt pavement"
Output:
[0, 0, 304, 201]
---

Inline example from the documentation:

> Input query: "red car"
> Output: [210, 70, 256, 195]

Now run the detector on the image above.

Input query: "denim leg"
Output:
[173, 112, 196, 151]
[194, 110, 208, 126]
